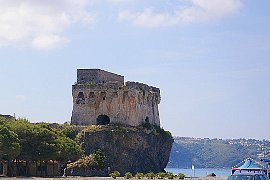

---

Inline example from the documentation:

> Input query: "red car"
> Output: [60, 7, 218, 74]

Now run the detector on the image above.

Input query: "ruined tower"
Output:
[71, 69, 161, 126]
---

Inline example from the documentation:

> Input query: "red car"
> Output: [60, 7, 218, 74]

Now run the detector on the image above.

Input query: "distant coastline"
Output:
[168, 137, 269, 168]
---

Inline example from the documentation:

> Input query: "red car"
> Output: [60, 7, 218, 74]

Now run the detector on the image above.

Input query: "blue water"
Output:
[165, 167, 231, 178]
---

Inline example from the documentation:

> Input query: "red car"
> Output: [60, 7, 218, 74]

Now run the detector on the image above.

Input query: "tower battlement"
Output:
[71, 69, 161, 126]
[77, 69, 124, 85]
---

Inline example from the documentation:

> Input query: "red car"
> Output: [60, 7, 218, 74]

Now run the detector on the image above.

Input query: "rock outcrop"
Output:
[76, 124, 173, 175]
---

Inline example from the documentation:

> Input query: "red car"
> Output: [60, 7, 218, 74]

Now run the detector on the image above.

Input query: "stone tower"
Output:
[71, 69, 161, 126]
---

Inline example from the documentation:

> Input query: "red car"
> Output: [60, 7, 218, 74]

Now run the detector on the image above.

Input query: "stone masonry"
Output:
[71, 69, 161, 126]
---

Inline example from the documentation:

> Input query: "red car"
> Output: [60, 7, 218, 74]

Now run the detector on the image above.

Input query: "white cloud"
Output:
[0, 0, 95, 50]
[118, 0, 242, 27]
[31, 35, 69, 50]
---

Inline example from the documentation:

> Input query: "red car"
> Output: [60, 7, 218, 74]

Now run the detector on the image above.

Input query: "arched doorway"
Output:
[96, 115, 110, 125]
[145, 116, 149, 123]
[76, 92, 85, 104]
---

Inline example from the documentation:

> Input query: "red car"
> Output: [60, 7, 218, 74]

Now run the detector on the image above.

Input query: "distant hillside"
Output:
[168, 137, 270, 168]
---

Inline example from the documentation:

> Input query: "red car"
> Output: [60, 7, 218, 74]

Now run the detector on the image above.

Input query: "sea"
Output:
[165, 168, 231, 178]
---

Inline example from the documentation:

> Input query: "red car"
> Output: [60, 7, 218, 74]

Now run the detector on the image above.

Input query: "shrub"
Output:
[156, 172, 166, 179]
[135, 172, 144, 179]
[178, 173, 185, 179]
[124, 172, 133, 179]
[145, 172, 155, 179]
[166, 172, 174, 179]
[92, 149, 105, 168]
[141, 122, 152, 130]
[86, 81, 95, 87]
[110, 171, 120, 179]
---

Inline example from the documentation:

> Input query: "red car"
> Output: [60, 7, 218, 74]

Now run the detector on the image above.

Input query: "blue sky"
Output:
[0, 0, 270, 140]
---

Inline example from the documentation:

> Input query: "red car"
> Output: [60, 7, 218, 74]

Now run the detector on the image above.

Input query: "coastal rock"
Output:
[77, 124, 173, 175]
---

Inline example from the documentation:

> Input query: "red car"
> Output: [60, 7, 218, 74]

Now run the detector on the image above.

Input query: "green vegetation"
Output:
[92, 149, 106, 168]
[156, 172, 166, 179]
[177, 173, 185, 179]
[145, 172, 155, 179]
[166, 172, 174, 179]
[0, 125, 20, 160]
[67, 150, 105, 170]
[86, 81, 95, 87]
[123, 171, 177, 179]
[80, 122, 172, 140]
[124, 172, 133, 179]
[140, 122, 171, 138]
[135, 172, 144, 179]
[1, 116, 172, 177]
[110, 171, 120, 179]
[0, 118, 83, 164]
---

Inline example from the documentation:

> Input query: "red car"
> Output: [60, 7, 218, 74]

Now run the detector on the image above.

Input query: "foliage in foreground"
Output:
[135, 172, 144, 179]
[110, 171, 120, 179]
[124, 172, 133, 179]
[145, 172, 155, 179]
[0, 117, 83, 163]
[0, 125, 20, 160]
[166, 172, 174, 179]
[108, 171, 178, 179]
[156, 172, 166, 179]
[178, 173, 185, 179]
[68, 149, 105, 169]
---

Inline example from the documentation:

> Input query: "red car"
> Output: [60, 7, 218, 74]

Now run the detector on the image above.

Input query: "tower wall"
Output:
[77, 69, 124, 85]
[71, 70, 161, 126]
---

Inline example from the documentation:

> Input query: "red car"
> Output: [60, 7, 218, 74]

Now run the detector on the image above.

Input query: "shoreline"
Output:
[0, 177, 226, 180]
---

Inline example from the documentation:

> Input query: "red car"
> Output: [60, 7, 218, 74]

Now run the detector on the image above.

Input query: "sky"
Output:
[0, 0, 270, 140]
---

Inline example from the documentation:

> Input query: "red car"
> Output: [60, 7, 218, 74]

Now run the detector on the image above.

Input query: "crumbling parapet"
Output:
[71, 69, 161, 127]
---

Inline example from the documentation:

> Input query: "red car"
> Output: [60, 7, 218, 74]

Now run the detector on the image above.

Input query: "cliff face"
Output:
[78, 124, 173, 175]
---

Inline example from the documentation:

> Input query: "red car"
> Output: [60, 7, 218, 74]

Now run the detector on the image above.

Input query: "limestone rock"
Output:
[77, 124, 173, 175]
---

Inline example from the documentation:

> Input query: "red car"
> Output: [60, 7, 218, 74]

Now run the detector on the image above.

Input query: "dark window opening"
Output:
[96, 115, 110, 125]
[100, 92, 106, 101]
[76, 92, 85, 104]
[89, 92, 95, 98]
[145, 116, 149, 123]
[142, 91, 145, 96]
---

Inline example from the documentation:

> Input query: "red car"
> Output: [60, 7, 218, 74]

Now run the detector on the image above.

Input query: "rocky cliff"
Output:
[76, 124, 173, 175]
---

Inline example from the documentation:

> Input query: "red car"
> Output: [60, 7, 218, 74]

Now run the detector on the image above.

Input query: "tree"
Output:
[92, 149, 105, 168]
[0, 125, 20, 160]
[0, 125, 21, 176]
[55, 136, 83, 162]
[18, 125, 57, 161]
[59, 125, 77, 140]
